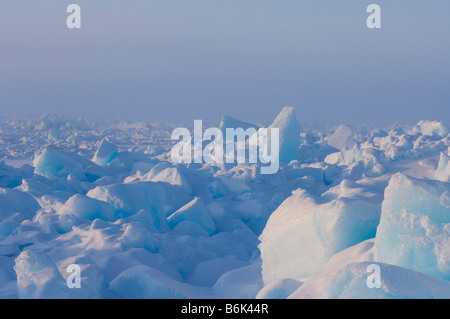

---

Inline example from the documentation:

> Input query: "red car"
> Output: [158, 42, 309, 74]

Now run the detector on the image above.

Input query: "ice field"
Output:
[0, 108, 450, 299]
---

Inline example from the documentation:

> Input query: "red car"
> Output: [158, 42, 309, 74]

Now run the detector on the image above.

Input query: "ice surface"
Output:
[149, 167, 192, 194]
[14, 250, 70, 299]
[211, 261, 263, 298]
[414, 120, 449, 137]
[375, 173, 450, 280]
[59, 194, 116, 221]
[219, 115, 260, 136]
[327, 124, 355, 151]
[0, 161, 32, 188]
[286, 239, 450, 298]
[34, 148, 87, 181]
[187, 255, 249, 287]
[57, 255, 105, 298]
[435, 151, 450, 182]
[119, 222, 158, 253]
[256, 278, 302, 299]
[92, 139, 118, 166]
[87, 182, 166, 229]
[0, 188, 40, 223]
[267, 106, 301, 164]
[259, 178, 383, 283]
[290, 261, 450, 299]
[167, 197, 216, 236]
[0, 114, 449, 299]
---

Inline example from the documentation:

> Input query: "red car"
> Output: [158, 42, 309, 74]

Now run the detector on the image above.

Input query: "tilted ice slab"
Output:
[34, 147, 87, 181]
[92, 138, 118, 166]
[267, 106, 301, 164]
[259, 178, 383, 284]
[375, 173, 450, 280]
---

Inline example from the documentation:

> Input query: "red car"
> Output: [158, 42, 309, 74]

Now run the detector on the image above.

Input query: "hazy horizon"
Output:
[1, 1, 449, 126]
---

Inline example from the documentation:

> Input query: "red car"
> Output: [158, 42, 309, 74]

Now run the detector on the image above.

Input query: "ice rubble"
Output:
[0, 111, 449, 299]
[414, 120, 449, 137]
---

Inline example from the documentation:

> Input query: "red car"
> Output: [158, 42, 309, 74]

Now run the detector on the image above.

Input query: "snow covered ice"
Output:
[375, 173, 450, 280]
[1, 111, 450, 299]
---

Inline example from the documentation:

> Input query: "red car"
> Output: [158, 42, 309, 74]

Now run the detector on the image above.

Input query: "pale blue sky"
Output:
[0, 1, 449, 126]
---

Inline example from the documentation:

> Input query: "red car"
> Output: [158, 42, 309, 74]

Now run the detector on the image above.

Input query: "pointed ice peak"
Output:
[269, 106, 299, 131]
[268, 106, 301, 164]
[92, 138, 118, 166]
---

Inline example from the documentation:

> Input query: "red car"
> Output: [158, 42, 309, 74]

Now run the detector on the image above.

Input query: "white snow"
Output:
[414, 120, 449, 137]
[167, 197, 216, 236]
[256, 278, 302, 299]
[289, 261, 450, 299]
[0, 111, 449, 299]
[435, 151, 450, 182]
[219, 115, 260, 136]
[327, 124, 355, 151]
[375, 173, 450, 280]
[259, 178, 382, 283]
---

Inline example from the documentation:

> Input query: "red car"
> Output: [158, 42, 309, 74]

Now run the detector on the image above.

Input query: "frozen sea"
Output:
[0, 110, 450, 299]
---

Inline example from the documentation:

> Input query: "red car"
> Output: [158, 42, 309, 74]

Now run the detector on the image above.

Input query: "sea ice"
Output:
[0, 113, 449, 299]
[259, 178, 383, 283]
[327, 124, 355, 151]
[167, 197, 216, 236]
[375, 173, 450, 280]
[92, 139, 118, 166]
[290, 261, 450, 299]
[435, 151, 450, 182]
[268, 106, 301, 164]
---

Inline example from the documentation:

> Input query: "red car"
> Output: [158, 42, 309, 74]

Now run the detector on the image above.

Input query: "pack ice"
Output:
[0, 111, 449, 299]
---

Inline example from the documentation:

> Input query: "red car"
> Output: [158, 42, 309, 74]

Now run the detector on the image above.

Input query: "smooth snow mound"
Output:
[290, 261, 450, 299]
